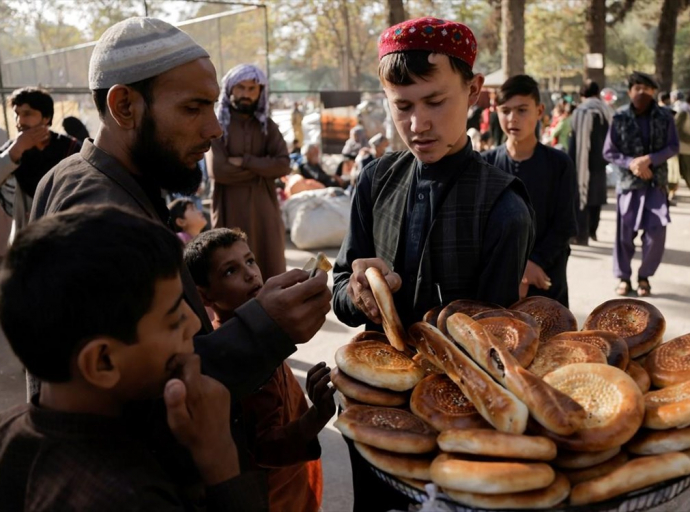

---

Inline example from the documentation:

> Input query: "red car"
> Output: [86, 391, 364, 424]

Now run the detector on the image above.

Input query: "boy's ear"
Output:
[196, 285, 214, 307]
[76, 339, 121, 390]
[175, 216, 187, 229]
[537, 102, 545, 119]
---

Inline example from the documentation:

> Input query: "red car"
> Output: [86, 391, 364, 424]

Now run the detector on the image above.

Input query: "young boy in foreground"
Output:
[185, 228, 335, 512]
[0, 206, 265, 511]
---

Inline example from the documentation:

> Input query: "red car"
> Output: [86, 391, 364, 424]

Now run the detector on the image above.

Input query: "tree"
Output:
[501, 0, 526, 77]
[584, 0, 606, 86]
[387, 0, 406, 26]
[654, 0, 690, 92]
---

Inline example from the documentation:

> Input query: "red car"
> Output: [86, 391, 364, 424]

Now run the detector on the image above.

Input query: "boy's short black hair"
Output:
[580, 80, 600, 99]
[10, 87, 54, 124]
[185, 228, 248, 287]
[658, 91, 671, 103]
[0, 205, 183, 383]
[628, 71, 658, 91]
[168, 197, 195, 233]
[497, 75, 541, 106]
[379, 51, 474, 86]
[92, 76, 156, 119]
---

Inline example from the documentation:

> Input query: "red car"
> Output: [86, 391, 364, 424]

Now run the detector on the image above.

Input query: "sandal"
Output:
[616, 280, 632, 296]
[637, 278, 652, 297]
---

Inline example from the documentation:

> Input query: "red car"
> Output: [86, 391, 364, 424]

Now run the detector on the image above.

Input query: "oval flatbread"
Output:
[444, 472, 570, 510]
[510, 296, 577, 343]
[626, 359, 651, 393]
[553, 446, 621, 469]
[628, 425, 690, 455]
[330, 367, 409, 407]
[436, 300, 503, 334]
[583, 298, 666, 358]
[430, 452, 555, 494]
[644, 380, 690, 429]
[569, 452, 690, 506]
[334, 405, 437, 453]
[550, 330, 630, 370]
[354, 442, 433, 480]
[473, 308, 542, 337]
[335, 341, 424, 392]
[474, 316, 540, 367]
[349, 331, 390, 345]
[423, 305, 443, 328]
[527, 339, 607, 378]
[410, 374, 490, 431]
[645, 334, 690, 388]
[364, 267, 410, 353]
[540, 363, 644, 452]
[562, 451, 629, 486]
[437, 429, 557, 461]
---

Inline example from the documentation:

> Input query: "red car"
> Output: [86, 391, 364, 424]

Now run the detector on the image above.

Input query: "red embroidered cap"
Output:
[378, 17, 478, 69]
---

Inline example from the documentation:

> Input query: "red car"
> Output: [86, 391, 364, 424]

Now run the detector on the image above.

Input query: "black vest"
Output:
[370, 150, 520, 319]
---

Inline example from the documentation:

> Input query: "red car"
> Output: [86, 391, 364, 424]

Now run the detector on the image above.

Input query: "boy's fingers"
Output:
[164, 379, 191, 435]
[306, 362, 326, 381]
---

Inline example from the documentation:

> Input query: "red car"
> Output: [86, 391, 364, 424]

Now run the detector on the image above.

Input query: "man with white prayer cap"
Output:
[207, 64, 290, 280]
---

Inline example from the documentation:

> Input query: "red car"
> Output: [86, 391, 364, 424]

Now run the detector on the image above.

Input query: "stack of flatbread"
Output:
[332, 269, 690, 509]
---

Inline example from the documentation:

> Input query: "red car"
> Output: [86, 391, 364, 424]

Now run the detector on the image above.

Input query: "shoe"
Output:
[590, 233, 598, 242]
[669, 199, 678, 207]
[637, 278, 651, 297]
[616, 279, 633, 296]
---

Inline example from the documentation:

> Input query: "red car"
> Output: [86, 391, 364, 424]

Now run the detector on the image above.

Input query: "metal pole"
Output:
[143, 0, 149, 16]
[262, 5, 270, 87]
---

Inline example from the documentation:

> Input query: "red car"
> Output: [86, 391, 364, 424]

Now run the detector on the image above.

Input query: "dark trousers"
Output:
[576, 205, 602, 242]
[679, 154, 690, 189]
[343, 434, 415, 512]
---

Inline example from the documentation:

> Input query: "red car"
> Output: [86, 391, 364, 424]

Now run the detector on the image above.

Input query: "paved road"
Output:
[0, 186, 688, 511]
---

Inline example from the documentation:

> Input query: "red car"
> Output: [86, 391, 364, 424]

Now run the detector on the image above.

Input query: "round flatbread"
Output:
[583, 298, 666, 358]
[473, 308, 542, 337]
[626, 359, 651, 393]
[423, 305, 443, 328]
[553, 446, 621, 469]
[569, 452, 690, 506]
[334, 405, 438, 454]
[628, 425, 690, 455]
[474, 316, 540, 367]
[436, 299, 503, 334]
[430, 453, 555, 494]
[354, 442, 433, 480]
[539, 363, 644, 452]
[644, 380, 690, 429]
[335, 341, 424, 392]
[330, 367, 409, 407]
[444, 472, 570, 510]
[527, 339, 607, 378]
[411, 353, 444, 376]
[437, 429, 557, 461]
[398, 477, 430, 492]
[645, 334, 690, 388]
[562, 451, 629, 486]
[510, 296, 578, 343]
[410, 375, 490, 432]
[549, 330, 630, 370]
[364, 267, 410, 353]
[349, 331, 390, 345]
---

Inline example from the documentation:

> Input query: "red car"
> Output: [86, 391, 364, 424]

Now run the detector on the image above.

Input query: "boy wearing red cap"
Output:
[332, 17, 534, 511]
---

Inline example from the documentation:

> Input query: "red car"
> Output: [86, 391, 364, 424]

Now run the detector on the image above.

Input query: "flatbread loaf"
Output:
[562, 451, 629, 486]
[354, 442, 433, 480]
[474, 316, 539, 367]
[446, 313, 586, 436]
[626, 359, 651, 393]
[437, 428, 557, 461]
[444, 472, 570, 510]
[644, 380, 690, 429]
[335, 341, 424, 392]
[423, 305, 443, 328]
[430, 452, 555, 494]
[473, 308, 541, 338]
[540, 363, 644, 451]
[569, 452, 690, 505]
[553, 446, 621, 469]
[436, 299, 502, 334]
[527, 339, 607, 378]
[628, 425, 690, 455]
[510, 296, 578, 343]
[550, 330, 630, 370]
[330, 367, 409, 407]
[364, 267, 411, 353]
[408, 322, 528, 434]
[410, 374, 490, 431]
[334, 405, 437, 453]
[411, 353, 444, 376]
[583, 298, 665, 358]
[645, 334, 690, 388]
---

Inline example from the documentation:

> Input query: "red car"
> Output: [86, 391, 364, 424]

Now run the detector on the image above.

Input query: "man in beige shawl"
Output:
[208, 64, 289, 279]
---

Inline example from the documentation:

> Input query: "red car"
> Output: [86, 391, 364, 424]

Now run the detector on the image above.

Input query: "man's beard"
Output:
[231, 97, 259, 115]
[130, 110, 202, 195]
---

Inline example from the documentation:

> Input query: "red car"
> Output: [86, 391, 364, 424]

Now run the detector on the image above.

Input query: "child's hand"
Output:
[306, 362, 336, 422]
